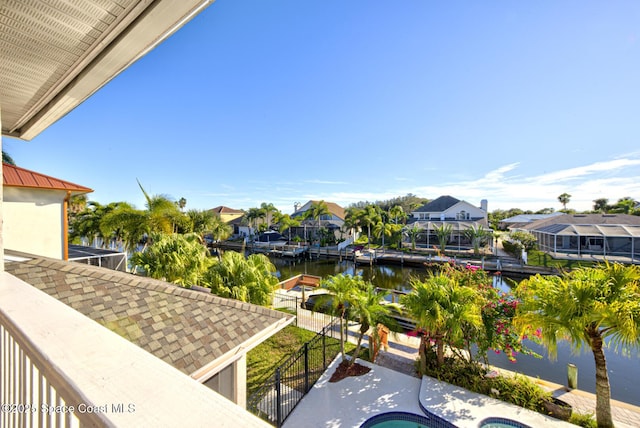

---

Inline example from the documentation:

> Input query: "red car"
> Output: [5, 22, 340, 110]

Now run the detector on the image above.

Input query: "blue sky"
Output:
[6, 0, 640, 214]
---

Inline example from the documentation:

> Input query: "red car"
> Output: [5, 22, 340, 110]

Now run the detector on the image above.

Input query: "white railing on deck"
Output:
[0, 271, 269, 428]
[1, 323, 87, 427]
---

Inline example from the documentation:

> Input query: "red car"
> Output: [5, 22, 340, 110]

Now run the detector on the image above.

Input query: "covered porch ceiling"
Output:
[1, 0, 214, 141]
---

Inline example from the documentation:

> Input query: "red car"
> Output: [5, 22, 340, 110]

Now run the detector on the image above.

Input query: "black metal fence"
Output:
[247, 317, 342, 427]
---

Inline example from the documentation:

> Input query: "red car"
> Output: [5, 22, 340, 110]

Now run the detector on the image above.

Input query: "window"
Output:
[457, 211, 469, 220]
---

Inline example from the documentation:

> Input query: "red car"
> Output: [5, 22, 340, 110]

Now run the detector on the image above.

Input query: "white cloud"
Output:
[304, 179, 349, 185]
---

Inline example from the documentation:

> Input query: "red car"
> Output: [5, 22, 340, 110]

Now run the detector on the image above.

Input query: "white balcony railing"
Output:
[0, 272, 269, 427]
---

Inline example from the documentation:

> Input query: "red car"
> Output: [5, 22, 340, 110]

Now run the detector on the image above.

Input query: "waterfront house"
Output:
[411, 195, 488, 222]
[407, 196, 491, 251]
[211, 205, 245, 223]
[292, 200, 345, 227]
[516, 213, 640, 263]
[291, 200, 346, 242]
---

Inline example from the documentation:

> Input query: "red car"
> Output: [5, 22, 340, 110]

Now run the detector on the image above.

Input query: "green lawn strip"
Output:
[247, 324, 355, 397]
[526, 250, 595, 269]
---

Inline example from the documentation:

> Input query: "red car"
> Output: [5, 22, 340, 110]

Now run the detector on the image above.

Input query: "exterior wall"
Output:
[220, 212, 243, 223]
[413, 201, 486, 221]
[3, 187, 65, 259]
[442, 202, 485, 220]
[203, 355, 247, 408]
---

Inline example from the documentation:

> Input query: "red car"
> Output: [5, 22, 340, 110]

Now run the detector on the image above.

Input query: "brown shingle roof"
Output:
[3, 163, 92, 194]
[5, 257, 292, 376]
[210, 206, 244, 214]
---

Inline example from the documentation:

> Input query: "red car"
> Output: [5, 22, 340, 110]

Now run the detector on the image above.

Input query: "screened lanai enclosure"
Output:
[531, 224, 640, 262]
[405, 221, 493, 252]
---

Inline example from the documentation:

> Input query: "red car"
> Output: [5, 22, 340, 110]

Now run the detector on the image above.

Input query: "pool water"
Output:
[480, 417, 532, 428]
[360, 411, 456, 428]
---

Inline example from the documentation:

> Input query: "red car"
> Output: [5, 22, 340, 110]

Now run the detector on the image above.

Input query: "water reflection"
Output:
[270, 256, 640, 405]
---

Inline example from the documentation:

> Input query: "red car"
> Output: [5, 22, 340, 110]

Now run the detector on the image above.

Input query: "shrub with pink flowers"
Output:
[438, 264, 537, 364]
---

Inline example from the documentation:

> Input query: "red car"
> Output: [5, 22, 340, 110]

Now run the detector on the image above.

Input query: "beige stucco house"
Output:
[211, 205, 245, 223]
[2, 163, 92, 260]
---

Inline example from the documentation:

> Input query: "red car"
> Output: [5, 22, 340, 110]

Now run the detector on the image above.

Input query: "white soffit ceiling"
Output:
[1, 0, 214, 141]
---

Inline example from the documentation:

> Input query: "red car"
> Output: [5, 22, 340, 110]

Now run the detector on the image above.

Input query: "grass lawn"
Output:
[246, 324, 355, 397]
[526, 250, 596, 270]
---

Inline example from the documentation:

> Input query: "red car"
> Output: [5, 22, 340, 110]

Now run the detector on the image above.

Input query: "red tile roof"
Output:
[3, 163, 93, 193]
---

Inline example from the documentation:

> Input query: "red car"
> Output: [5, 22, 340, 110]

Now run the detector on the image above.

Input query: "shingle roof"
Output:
[414, 195, 460, 213]
[3, 163, 92, 194]
[522, 214, 640, 231]
[5, 257, 292, 376]
[500, 213, 563, 223]
[210, 206, 244, 214]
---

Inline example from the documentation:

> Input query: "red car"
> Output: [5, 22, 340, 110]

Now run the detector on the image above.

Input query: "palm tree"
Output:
[318, 274, 366, 362]
[403, 225, 421, 250]
[245, 207, 263, 234]
[373, 221, 393, 249]
[131, 232, 213, 286]
[260, 202, 279, 228]
[309, 201, 330, 242]
[178, 197, 187, 211]
[205, 251, 278, 306]
[185, 209, 232, 242]
[558, 192, 571, 210]
[344, 207, 363, 240]
[67, 194, 88, 232]
[514, 263, 640, 428]
[101, 181, 184, 252]
[100, 204, 150, 252]
[273, 213, 300, 242]
[463, 224, 489, 255]
[69, 194, 88, 214]
[69, 201, 120, 247]
[434, 223, 453, 253]
[401, 273, 482, 370]
[389, 205, 406, 224]
[347, 284, 397, 367]
[360, 205, 381, 249]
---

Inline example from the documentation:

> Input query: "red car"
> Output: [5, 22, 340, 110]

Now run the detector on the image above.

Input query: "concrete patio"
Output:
[283, 356, 575, 428]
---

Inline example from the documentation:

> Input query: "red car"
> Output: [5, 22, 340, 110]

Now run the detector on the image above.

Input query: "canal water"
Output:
[270, 256, 640, 406]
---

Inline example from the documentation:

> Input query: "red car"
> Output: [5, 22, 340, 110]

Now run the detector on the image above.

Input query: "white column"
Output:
[235, 354, 247, 408]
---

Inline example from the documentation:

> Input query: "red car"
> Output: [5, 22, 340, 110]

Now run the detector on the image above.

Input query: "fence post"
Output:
[322, 330, 327, 369]
[275, 368, 282, 428]
[304, 342, 310, 392]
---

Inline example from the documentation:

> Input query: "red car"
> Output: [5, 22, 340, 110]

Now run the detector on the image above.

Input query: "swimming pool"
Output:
[360, 411, 457, 428]
[479, 417, 532, 428]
